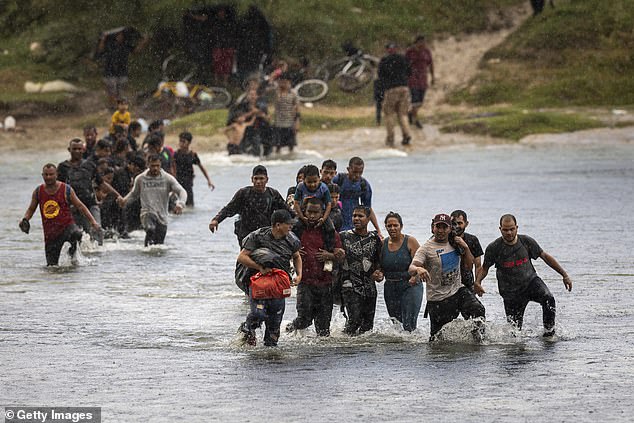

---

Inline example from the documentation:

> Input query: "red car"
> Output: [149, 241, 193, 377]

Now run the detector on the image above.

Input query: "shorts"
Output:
[409, 88, 426, 106]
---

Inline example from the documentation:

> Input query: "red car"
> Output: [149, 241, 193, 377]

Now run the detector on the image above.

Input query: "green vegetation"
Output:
[450, 0, 634, 107]
[0, 0, 523, 101]
[438, 108, 603, 140]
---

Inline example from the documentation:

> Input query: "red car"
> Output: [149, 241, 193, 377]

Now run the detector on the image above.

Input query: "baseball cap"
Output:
[271, 209, 293, 225]
[252, 165, 268, 176]
[432, 213, 451, 226]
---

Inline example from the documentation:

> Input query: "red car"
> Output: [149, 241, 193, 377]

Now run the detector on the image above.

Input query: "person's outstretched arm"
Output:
[540, 251, 573, 291]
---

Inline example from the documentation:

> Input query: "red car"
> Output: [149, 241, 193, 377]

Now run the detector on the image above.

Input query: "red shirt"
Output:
[300, 227, 342, 286]
[405, 46, 433, 89]
[38, 183, 75, 242]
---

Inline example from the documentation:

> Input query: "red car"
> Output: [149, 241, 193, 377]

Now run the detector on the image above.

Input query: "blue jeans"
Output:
[384, 279, 424, 331]
[245, 290, 286, 346]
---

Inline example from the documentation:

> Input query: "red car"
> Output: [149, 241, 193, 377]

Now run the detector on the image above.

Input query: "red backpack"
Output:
[250, 269, 292, 299]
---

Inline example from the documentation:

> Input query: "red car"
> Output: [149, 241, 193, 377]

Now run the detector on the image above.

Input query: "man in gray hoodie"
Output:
[118, 154, 187, 246]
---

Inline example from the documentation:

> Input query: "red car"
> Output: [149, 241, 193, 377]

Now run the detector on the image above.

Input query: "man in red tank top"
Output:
[20, 163, 100, 266]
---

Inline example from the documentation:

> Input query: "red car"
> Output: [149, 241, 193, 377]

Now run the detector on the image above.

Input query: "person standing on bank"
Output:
[377, 42, 412, 146]
[117, 154, 187, 247]
[20, 163, 100, 266]
[409, 213, 485, 340]
[474, 214, 572, 337]
[209, 165, 287, 247]
[451, 209, 484, 292]
[381, 212, 422, 332]
[405, 35, 434, 129]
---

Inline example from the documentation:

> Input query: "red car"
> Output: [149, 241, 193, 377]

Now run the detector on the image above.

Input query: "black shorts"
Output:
[274, 127, 296, 148]
[410, 88, 426, 106]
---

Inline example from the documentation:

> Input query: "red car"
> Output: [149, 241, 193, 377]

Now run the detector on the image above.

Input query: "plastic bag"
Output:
[250, 268, 291, 299]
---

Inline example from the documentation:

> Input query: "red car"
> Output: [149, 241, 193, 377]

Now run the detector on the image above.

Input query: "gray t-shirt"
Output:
[241, 227, 301, 277]
[124, 169, 187, 225]
[483, 235, 543, 298]
[413, 239, 462, 302]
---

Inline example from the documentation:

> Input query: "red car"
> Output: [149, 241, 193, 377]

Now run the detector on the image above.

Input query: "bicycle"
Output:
[315, 43, 379, 92]
[140, 80, 232, 118]
[140, 53, 233, 117]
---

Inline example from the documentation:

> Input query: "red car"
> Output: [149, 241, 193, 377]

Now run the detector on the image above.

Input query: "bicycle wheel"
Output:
[162, 53, 195, 82]
[294, 79, 329, 102]
[336, 58, 375, 92]
[193, 86, 233, 111]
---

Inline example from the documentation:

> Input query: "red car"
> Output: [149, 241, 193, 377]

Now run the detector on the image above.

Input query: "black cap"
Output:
[252, 165, 268, 176]
[271, 209, 293, 225]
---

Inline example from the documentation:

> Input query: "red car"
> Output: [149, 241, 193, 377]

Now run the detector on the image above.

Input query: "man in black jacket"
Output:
[377, 43, 412, 146]
[209, 165, 288, 246]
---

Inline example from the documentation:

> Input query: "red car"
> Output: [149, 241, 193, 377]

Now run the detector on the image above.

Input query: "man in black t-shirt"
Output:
[377, 43, 412, 146]
[474, 214, 573, 337]
[209, 165, 288, 246]
[451, 210, 484, 292]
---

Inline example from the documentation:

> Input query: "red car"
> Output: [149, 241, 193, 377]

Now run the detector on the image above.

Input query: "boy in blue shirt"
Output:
[293, 164, 332, 226]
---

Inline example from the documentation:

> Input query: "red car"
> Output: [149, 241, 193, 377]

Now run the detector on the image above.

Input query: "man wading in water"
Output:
[20, 163, 100, 266]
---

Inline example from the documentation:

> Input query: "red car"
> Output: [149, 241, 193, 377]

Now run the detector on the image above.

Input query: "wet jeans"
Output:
[342, 289, 377, 335]
[426, 286, 486, 338]
[502, 276, 556, 331]
[142, 214, 167, 247]
[384, 279, 424, 332]
[245, 291, 286, 347]
[292, 283, 333, 336]
[45, 224, 82, 266]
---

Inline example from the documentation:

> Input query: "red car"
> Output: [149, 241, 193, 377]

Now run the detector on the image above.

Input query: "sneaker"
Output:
[415, 120, 423, 129]
[401, 136, 411, 146]
[285, 322, 296, 333]
[543, 329, 556, 338]
[239, 322, 256, 346]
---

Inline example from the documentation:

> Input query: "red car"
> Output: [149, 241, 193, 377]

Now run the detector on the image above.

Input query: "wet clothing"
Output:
[461, 232, 484, 291]
[274, 91, 298, 128]
[426, 286, 486, 338]
[123, 169, 186, 226]
[99, 38, 135, 78]
[289, 220, 341, 336]
[331, 173, 372, 231]
[340, 229, 382, 335]
[241, 227, 301, 279]
[293, 181, 332, 210]
[483, 235, 556, 330]
[142, 213, 167, 246]
[38, 183, 74, 243]
[241, 226, 300, 347]
[57, 159, 98, 208]
[381, 236, 423, 331]
[329, 206, 344, 232]
[212, 186, 287, 245]
[174, 150, 201, 206]
[503, 276, 555, 330]
[483, 235, 543, 298]
[36, 183, 82, 266]
[413, 239, 463, 302]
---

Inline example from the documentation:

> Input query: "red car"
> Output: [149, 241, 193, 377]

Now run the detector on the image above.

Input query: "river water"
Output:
[1, 130, 633, 422]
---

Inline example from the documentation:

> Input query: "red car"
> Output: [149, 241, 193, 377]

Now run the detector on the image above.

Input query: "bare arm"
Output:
[408, 259, 430, 283]
[195, 156, 214, 190]
[23, 188, 39, 221]
[237, 249, 269, 274]
[292, 250, 302, 286]
[541, 251, 572, 292]
[369, 207, 383, 239]
[474, 264, 490, 296]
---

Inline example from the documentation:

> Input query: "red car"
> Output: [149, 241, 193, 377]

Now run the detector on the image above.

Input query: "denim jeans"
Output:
[384, 279, 424, 332]
[245, 290, 286, 346]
